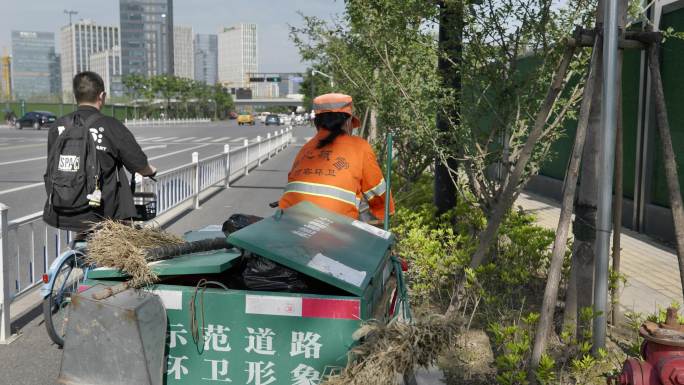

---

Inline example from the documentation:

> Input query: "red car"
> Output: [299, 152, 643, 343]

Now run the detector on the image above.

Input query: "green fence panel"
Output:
[538, 41, 640, 199]
[621, 47, 641, 200]
[4, 102, 135, 120]
[652, 9, 684, 208]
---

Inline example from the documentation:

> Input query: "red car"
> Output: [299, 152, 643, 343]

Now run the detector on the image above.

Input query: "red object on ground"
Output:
[611, 335, 684, 384]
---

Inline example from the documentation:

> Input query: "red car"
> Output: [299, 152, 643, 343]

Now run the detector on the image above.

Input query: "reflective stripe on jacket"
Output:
[279, 129, 395, 219]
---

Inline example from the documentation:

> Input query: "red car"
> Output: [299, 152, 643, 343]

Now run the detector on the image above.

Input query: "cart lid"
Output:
[183, 225, 225, 242]
[88, 227, 240, 279]
[228, 201, 394, 296]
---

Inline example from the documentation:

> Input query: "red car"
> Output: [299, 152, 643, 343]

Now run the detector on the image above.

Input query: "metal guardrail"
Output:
[124, 118, 211, 127]
[0, 127, 293, 343]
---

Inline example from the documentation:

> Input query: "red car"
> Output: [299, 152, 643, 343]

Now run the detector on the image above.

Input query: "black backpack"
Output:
[44, 112, 103, 215]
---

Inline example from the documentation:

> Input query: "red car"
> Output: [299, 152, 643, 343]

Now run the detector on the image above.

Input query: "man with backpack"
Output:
[43, 71, 157, 232]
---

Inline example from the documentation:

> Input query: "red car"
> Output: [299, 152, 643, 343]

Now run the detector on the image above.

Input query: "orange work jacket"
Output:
[279, 129, 394, 219]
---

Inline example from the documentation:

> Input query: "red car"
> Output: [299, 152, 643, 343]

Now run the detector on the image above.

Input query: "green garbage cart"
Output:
[83, 202, 400, 384]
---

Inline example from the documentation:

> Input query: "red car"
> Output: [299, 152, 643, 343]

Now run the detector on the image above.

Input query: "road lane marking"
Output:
[0, 144, 211, 197]
[211, 136, 231, 142]
[141, 145, 168, 151]
[154, 137, 177, 142]
[141, 136, 163, 141]
[148, 143, 211, 160]
[0, 155, 47, 166]
[192, 137, 213, 142]
[0, 182, 44, 196]
[173, 137, 195, 142]
[0, 143, 47, 151]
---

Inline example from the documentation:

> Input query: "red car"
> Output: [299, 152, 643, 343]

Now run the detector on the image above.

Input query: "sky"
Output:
[1, 0, 345, 73]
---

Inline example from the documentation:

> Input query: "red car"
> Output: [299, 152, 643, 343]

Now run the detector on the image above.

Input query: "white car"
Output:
[279, 115, 291, 125]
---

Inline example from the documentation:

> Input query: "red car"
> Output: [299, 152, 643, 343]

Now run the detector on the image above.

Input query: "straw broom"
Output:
[85, 220, 185, 288]
[322, 314, 462, 385]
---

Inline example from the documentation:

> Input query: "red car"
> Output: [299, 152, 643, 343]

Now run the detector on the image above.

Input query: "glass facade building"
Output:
[11, 31, 60, 100]
[119, 0, 174, 77]
[193, 34, 217, 85]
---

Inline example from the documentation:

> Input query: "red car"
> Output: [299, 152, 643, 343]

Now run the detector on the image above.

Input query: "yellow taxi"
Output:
[237, 113, 255, 126]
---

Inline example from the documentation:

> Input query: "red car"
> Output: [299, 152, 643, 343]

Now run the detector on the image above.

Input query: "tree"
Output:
[434, 0, 463, 215]
[292, 0, 595, 314]
[211, 84, 234, 120]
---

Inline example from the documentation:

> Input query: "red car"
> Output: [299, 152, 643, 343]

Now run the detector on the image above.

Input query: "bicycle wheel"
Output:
[43, 251, 86, 347]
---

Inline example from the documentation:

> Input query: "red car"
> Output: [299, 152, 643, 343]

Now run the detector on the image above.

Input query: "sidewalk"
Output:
[516, 192, 683, 316]
[166, 127, 310, 234]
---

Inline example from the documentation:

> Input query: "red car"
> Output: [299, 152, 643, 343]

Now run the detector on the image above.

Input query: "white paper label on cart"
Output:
[307, 253, 367, 287]
[245, 295, 303, 317]
[351, 220, 392, 240]
[149, 289, 182, 310]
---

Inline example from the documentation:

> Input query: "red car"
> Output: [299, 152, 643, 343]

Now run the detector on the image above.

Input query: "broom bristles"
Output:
[322, 314, 462, 385]
[85, 220, 185, 288]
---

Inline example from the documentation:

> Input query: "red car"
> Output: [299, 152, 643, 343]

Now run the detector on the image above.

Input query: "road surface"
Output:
[0, 119, 296, 221]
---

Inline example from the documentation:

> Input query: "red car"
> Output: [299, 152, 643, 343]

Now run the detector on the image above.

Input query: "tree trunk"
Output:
[648, 42, 684, 300]
[369, 105, 378, 143]
[568, 48, 603, 341]
[529, 40, 600, 375]
[446, 45, 576, 316]
[434, 0, 463, 215]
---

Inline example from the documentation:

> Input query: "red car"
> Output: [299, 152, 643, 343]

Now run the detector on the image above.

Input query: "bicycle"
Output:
[41, 173, 157, 347]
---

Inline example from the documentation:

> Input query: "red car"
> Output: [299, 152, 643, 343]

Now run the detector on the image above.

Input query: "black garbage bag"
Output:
[241, 254, 308, 292]
[221, 214, 263, 235]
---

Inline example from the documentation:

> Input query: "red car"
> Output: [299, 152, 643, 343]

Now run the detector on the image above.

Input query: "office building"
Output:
[90, 46, 123, 97]
[119, 0, 174, 76]
[218, 23, 257, 89]
[194, 34, 217, 85]
[60, 20, 120, 100]
[173, 25, 194, 79]
[11, 31, 60, 99]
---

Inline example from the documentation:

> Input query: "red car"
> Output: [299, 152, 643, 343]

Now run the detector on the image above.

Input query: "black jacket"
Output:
[43, 106, 148, 232]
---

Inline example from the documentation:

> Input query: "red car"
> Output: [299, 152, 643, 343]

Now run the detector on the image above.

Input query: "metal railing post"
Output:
[192, 152, 200, 209]
[267, 133, 272, 158]
[224, 144, 231, 188]
[0, 203, 16, 344]
[257, 136, 262, 165]
[244, 139, 249, 175]
[280, 129, 284, 150]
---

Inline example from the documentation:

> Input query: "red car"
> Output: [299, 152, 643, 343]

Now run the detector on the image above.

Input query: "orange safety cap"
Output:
[313, 93, 361, 128]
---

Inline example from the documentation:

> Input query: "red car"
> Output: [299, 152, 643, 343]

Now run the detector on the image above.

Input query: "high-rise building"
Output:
[90, 46, 123, 97]
[60, 20, 120, 100]
[194, 34, 217, 85]
[0, 50, 11, 101]
[119, 0, 174, 77]
[173, 25, 193, 79]
[218, 23, 257, 89]
[11, 31, 60, 100]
